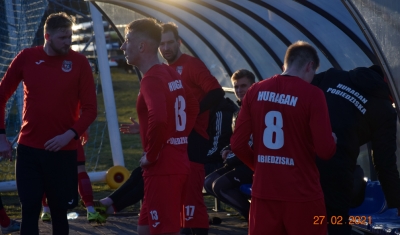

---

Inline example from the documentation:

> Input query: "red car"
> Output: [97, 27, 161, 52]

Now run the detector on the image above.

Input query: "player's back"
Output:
[138, 64, 193, 176]
[244, 74, 335, 201]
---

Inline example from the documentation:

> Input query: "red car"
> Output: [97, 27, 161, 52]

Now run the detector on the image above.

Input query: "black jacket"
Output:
[313, 67, 400, 208]
[205, 97, 238, 164]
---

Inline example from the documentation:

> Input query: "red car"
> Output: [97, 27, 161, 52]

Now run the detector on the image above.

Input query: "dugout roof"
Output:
[92, 0, 400, 112]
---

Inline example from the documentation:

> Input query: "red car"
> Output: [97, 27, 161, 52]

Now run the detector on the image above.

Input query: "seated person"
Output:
[204, 69, 255, 221]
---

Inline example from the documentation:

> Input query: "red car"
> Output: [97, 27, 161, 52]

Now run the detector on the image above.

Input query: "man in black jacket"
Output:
[312, 65, 400, 235]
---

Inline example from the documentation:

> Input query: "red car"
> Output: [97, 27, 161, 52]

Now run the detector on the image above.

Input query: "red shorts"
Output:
[77, 143, 85, 162]
[138, 174, 187, 234]
[249, 197, 327, 235]
[181, 162, 209, 228]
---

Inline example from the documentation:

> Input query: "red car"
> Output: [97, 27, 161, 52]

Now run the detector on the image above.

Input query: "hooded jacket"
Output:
[313, 67, 400, 209]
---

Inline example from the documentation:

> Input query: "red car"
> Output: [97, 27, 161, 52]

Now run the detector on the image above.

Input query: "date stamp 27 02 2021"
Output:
[313, 216, 372, 225]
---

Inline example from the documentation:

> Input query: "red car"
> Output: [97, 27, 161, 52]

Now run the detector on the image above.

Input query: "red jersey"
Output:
[0, 46, 97, 150]
[231, 75, 336, 202]
[137, 64, 198, 176]
[169, 54, 221, 139]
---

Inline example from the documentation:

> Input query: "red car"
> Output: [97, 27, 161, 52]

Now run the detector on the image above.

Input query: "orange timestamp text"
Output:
[313, 216, 372, 225]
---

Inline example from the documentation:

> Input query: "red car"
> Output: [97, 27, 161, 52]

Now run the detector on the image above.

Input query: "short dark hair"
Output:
[284, 41, 320, 70]
[161, 22, 179, 40]
[44, 12, 74, 34]
[126, 18, 162, 45]
[231, 69, 256, 84]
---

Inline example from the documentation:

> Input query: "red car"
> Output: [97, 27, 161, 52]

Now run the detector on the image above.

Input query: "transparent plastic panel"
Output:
[309, 0, 371, 48]
[95, 1, 231, 87]
[184, 1, 282, 80]
[347, 0, 400, 108]
[231, 0, 332, 73]
[204, 0, 286, 78]
[265, 0, 372, 70]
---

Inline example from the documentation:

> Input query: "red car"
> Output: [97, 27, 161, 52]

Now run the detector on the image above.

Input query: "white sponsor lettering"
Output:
[326, 87, 366, 114]
[336, 83, 368, 103]
[257, 91, 298, 107]
[168, 80, 183, 92]
[257, 155, 294, 166]
[166, 137, 188, 145]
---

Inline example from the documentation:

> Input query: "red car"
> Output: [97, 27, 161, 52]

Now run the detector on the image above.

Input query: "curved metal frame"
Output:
[103, 1, 233, 76]
[296, 0, 377, 64]
[251, 0, 342, 69]
[160, 0, 262, 80]
[197, 1, 283, 74]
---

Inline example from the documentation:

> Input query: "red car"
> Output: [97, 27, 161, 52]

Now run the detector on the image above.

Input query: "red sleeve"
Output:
[183, 85, 199, 135]
[230, 88, 255, 171]
[0, 50, 25, 130]
[71, 55, 97, 136]
[190, 58, 221, 93]
[309, 89, 336, 159]
[141, 77, 169, 162]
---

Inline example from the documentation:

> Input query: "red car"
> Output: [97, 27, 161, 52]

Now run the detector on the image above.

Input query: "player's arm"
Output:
[207, 109, 234, 161]
[0, 50, 26, 158]
[141, 77, 169, 163]
[191, 59, 225, 113]
[309, 89, 336, 159]
[230, 89, 254, 170]
[370, 100, 400, 208]
[183, 85, 199, 135]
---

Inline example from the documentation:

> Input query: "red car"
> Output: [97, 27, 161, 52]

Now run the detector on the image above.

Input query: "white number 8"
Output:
[263, 111, 284, 149]
[175, 95, 186, 131]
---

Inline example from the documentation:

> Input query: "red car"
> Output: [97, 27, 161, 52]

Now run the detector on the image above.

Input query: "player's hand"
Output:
[0, 134, 12, 161]
[120, 117, 140, 134]
[44, 130, 75, 152]
[221, 150, 232, 160]
[139, 153, 151, 168]
[80, 130, 89, 146]
[332, 132, 337, 144]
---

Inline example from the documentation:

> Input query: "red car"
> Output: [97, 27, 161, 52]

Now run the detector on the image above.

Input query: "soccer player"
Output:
[41, 132, 106, 223]
[0, 12, 97, 234]
[231, 41, 337, 235]
[159, 22, 224, 235]
[204, 69, 255, 221]
[120, 18, 198, 235]
[312, 65, 400, 235]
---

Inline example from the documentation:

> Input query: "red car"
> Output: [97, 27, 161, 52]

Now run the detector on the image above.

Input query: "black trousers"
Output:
[204, 164, 253, 219]
[16, 144, 78, 235]
[317, 157, 354, 235]
[108, 166, 144, 212]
